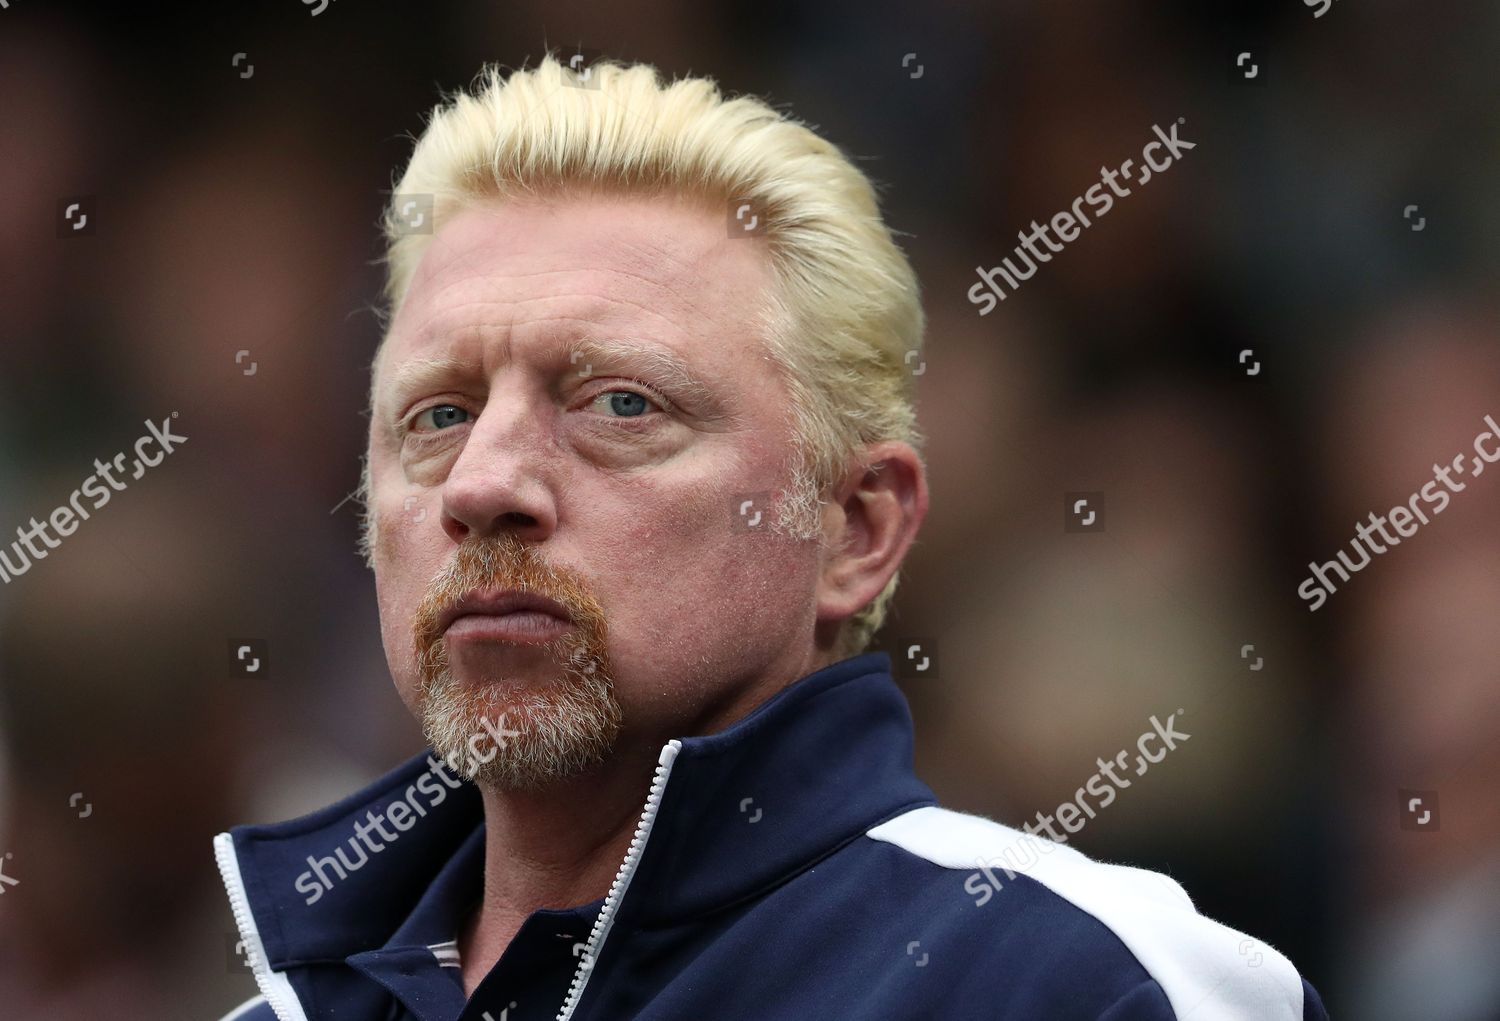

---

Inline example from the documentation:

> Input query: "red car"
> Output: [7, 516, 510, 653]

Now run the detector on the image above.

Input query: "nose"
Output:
[439, 397, 558, 545]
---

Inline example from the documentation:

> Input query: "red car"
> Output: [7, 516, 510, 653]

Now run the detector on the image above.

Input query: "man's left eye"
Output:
[590, 390, 658, 418]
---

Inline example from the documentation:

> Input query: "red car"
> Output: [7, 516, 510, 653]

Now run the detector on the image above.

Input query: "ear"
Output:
[815, 441, 928, 627]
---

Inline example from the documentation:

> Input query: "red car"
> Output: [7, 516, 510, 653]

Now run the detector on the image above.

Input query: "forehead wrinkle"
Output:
[400, 262, 703, 348]
[585, 247, 749, 330]
[414, 227, 737, 324]
[403, 198, 758, 295]
[418, 237, 688, 300]
[406, 194, 767, 315]
[400, 286, 715, 371]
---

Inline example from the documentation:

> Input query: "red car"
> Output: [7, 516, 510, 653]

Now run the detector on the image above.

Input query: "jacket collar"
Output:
[618, 650, 935, 926]
[218, 650, 934, 972]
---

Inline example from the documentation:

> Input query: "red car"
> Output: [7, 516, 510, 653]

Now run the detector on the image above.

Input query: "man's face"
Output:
[367, 192, 828, 787]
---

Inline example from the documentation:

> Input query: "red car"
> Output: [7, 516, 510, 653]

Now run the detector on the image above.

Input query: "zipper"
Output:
[555, 739, 683, 1021]
[214, 832, 310, 1021]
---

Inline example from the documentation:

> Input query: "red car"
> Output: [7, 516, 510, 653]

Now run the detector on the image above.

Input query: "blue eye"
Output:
[416, 404, 470, 430]
[592, 390, 653, 418]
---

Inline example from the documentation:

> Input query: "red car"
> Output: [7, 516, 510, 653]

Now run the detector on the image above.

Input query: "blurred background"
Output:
[1, 1, 1497, 1017]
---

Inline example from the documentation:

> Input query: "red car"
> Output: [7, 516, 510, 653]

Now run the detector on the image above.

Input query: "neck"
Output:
[457, 730, 658, 996]
[456, 641, 840, 994]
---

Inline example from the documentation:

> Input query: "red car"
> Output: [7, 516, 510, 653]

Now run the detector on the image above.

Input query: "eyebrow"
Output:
[568, 338, 720, 411]
[384, 355, 476, 415]
[381, 338, 723, 418]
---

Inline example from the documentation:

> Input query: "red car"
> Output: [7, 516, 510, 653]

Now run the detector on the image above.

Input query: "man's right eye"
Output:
[411, 405, 471, 432]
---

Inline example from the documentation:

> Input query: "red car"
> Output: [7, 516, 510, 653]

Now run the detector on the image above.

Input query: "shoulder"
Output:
[864, 805, 1325, 1020]
[215, 995, 279, 1021]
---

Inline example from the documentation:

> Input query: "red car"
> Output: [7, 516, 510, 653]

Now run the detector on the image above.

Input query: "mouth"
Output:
[438, 589, 576, 646]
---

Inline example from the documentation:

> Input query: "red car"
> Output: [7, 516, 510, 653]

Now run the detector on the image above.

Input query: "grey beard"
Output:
[419, 640, 622, 791]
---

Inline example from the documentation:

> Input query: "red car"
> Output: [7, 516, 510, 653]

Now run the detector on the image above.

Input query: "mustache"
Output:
[411, 534, 606, 653]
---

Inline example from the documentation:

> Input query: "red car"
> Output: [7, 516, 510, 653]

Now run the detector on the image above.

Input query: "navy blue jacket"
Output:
[214, 651, 1328, 1020]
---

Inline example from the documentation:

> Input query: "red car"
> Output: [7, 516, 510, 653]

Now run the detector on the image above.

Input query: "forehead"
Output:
[378, 192, 774, 378]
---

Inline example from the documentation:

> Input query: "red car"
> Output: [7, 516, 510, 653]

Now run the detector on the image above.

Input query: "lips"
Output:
[438, 589, 575, 637]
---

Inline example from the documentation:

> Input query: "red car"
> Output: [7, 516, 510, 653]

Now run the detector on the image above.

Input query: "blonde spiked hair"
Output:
[370, 53, 925, 657]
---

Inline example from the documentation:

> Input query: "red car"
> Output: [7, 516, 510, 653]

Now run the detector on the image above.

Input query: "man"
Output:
[214, 55, 1327, 1020]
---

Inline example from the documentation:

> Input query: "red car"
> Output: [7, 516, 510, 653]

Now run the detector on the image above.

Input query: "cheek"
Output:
[598, 478, 821, 649]
[372, 504, 443, 708]
[374, 571, 420, 710]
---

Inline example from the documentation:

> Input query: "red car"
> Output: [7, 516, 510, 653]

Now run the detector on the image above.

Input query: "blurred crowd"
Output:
[1, 2, 1497, 1018]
